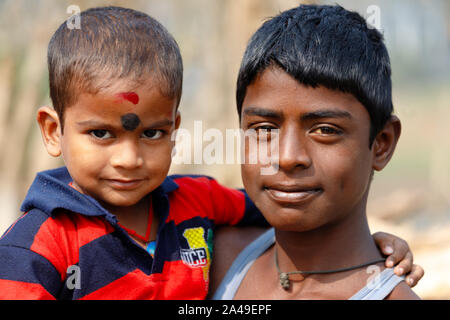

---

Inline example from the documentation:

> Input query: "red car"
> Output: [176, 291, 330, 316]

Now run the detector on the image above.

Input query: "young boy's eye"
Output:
[142, 129, 163, 139]
[90, 129, 112, 139]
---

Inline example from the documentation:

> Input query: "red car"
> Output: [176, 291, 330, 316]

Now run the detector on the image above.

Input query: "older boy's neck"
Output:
[274, 207, 382, 272]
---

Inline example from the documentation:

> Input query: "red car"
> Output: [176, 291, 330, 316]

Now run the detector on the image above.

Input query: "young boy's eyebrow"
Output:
[76, 119, 174, 128]
[76, 120, 113, 128]
[242, 106, 282, 119]
[300, 109, 353, 121]
[144, 119, 174, 128]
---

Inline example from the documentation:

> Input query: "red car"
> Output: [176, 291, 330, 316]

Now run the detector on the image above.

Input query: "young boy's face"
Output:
[240, 67, 398, 232]
[39, 78, 180, 209]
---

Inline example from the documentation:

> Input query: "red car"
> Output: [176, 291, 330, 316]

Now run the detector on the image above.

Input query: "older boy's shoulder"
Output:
[385, 281, 421, 300]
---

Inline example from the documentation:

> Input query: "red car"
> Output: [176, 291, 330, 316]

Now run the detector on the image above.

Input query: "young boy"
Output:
[210, 4, 420, 299]
[0, 6, 421, 300]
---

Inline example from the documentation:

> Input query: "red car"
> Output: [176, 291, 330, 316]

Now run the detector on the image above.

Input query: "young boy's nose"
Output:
[277, 127, 312, 172]
[109, 140, 144, 169]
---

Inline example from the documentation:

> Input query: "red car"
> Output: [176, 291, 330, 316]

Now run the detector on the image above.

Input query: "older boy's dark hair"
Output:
[48, 6, 183, 129]
[236, 4, 393, 146]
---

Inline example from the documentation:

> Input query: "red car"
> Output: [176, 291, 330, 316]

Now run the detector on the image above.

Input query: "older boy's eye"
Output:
[257, 127, 278, 136]
[142, 129, 163, 139]
[253, 125, 278, 133]
[312, 126, 342, 135]
[248, 125, 279, 142]
[90, 129, 112, 139]
[255, 125, 276, 131]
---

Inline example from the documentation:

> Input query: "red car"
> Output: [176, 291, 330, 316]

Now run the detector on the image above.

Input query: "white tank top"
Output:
[212, 228, 404, 300]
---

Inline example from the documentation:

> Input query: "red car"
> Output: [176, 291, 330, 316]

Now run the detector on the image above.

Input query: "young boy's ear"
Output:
[170, 111, 181, 159]
[175, 110, 181, 130]
[372, 115, 401, 171]
[36, 106, 62, 157]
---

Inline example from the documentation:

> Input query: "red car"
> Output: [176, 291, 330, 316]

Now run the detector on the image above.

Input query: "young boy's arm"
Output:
[0, 210, 63, 300]
[173, 175, 268, 227]
[0, 245, 59, 299]
[208, 181, 268, 227]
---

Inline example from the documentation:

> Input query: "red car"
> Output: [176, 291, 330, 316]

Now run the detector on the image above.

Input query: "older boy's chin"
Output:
[258, 207, 310, 232]
[266, 217, 317, 233]
[257, 200, 332, 232]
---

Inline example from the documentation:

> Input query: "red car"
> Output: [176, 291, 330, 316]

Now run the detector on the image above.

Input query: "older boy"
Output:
[0, 6, 421, 300]
[211, 4, 421, 299]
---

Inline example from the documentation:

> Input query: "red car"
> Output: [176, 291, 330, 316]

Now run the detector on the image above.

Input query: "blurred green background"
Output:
[0, 0, 449, 299]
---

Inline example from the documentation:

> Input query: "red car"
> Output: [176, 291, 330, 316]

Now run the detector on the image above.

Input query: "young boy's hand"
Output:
[373, 231, 424, 288]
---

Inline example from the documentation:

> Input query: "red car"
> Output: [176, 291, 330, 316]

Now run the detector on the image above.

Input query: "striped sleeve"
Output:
[234, 189, 268, 227]
[170, 175, 268, 227]
[0, 209, 117, 300]
[0, 246, 60, 299]
[205, 179, 267, 227]
[0, 210, 62, 299]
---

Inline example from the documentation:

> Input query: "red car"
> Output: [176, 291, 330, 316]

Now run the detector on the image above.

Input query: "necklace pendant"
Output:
[146, 241, 156, 258]
[279, 272, 290, 290]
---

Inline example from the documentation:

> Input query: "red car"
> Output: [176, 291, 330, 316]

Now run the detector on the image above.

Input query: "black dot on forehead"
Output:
[121, 113, 141, 131]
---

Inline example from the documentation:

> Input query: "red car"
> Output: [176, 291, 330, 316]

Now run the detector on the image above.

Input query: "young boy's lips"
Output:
[105, 178, 146, 190]
[264, 185, 323, 204]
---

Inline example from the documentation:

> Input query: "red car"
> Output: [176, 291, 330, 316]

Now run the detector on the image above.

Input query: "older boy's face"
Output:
[59, 79, 179, 209]
[240, 67, 376, 232]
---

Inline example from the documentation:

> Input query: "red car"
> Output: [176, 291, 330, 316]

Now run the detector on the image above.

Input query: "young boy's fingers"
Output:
[385, 237, 410, 268]
[372, 231, 394, 255]
[372, 231, 410, 264]
[405, 264, 425, 288]
[392, 251, 413, 275]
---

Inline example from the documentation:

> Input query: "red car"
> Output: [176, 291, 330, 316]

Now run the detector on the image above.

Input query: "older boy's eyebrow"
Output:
[301, 110, 352, 121]
[242, 106, 282, 119]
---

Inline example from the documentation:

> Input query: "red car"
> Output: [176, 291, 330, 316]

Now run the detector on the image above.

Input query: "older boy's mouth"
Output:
[264, 184, 323, 204]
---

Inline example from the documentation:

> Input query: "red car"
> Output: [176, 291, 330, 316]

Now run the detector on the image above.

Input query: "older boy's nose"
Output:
[109, 140, 144, 169]
[278, 128, 311, 172]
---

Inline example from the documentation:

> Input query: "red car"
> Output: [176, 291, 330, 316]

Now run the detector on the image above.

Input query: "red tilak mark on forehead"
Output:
[117, 92, 139, 105]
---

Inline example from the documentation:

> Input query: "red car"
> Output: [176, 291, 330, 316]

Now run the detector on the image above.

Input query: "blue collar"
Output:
[158, 175, 179, 194]
[21, 166, 179, 220]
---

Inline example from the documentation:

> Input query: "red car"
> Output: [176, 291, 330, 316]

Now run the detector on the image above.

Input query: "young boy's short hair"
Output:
[48, 6, 183, 129]
[236, 4, 392, 146]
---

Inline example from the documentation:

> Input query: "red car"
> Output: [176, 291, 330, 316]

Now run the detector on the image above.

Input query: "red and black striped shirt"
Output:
[0, 167, 265, 299]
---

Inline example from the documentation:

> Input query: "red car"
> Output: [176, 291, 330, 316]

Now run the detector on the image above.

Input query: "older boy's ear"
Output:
[372, 115, 401, 171]
[36, 106, 62, 157]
